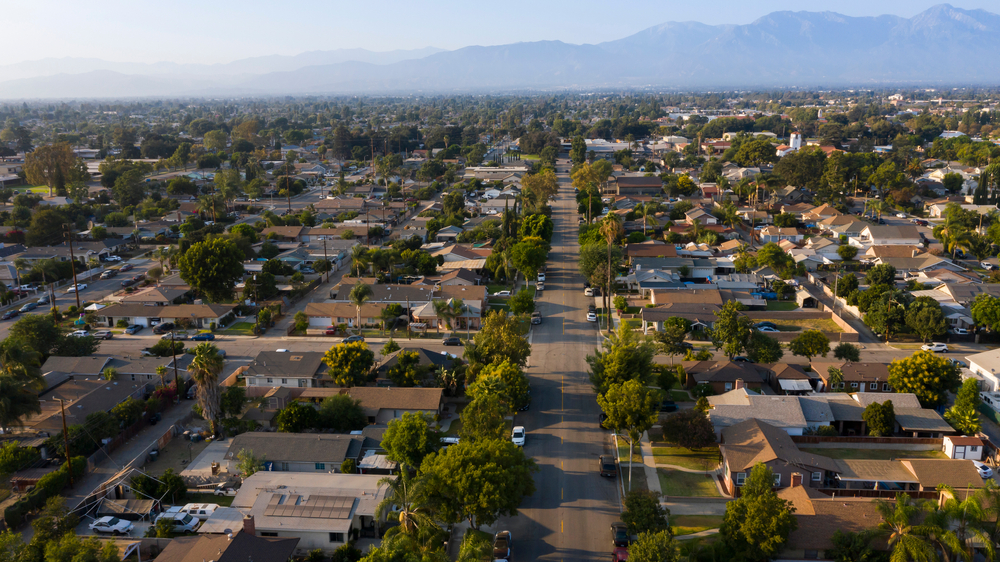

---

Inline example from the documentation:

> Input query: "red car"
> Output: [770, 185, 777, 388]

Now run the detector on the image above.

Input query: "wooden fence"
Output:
[792, 435, 943, 446]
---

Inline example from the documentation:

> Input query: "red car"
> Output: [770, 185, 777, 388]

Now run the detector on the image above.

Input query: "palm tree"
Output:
[155, 365, 167, 388]
[152, 246, 173, 275]
[0, 375, 41, 432]
[599, 214, 624, 336]
[640, 204, 658, 237]
[12, 258, 28, 293]
[926, 484, 996, 562]
[196, 194, 221, 223]
[873, 493, 937, 562]
[686, 218, 706, 241]
[374, 471, 436, 536]
[348, 283, 373, 332]
[187, 342, 224, 437]
[0, 339, 42, 390]
[719, 202, 741, 233]
[350, 245, 369, 278]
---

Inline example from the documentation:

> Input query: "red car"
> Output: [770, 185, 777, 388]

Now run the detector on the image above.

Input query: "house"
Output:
[684, 208, 717, 225]
[708, 390, 810, 436]
[812, 362, 892, 393]
[110, 286, 187, 306]
[758, 226, 803, 243]
[345, 387, 444, 424]
[943, 436, 984, 460]
[98, 303, 235, 329]
[821, 215, 868, 238]
[614, 176, 663, 196]
[156, 529, 298, 562]
[639, 303, 720, 334]
[624, 243, 678, 260]
[411, 298, 482, 330]
[243, 351, 329, 388]
[777, 482, 888, 559]
[375, 348, 457, 379]
[965, 348, 1000, 392]
[434, 225, 463, 243]
[682, 361, 765, 394]
[224, 433, 365, 473]
[849, 224, 923, 248]
[304, 302, 388, 329]
[720, 419, 840, 496]
[232, 472, 389, 553]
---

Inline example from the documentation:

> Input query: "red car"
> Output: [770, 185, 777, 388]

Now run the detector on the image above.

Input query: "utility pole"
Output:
[57, 398, 72, 487]
[63, 224, 81, 310]
[322, 239, 329, 283]
[171, 330, 180, 397]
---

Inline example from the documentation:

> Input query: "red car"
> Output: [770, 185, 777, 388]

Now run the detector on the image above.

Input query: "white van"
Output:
[180, 503, 219, 521]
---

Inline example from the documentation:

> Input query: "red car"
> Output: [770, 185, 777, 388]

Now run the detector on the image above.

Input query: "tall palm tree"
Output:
[0, 375, 41, 433]
[374, 471, 436, 536]
[599, 214, 624, 336]
[155, 365, 167, 388]
[874, 493, 937, 562]
[348, 283, 373, 332]
[719, 202, 741, 232]
[187, 343, 224, 437]
[686, 218, 706, 241]
[350, 245, 369, 278]
[196, 194, 221, 223]
[152, 246, 173, 274]
[640, 204, 658, 237]
[926, 484, 996, 562]
[12, 258, 28, 293]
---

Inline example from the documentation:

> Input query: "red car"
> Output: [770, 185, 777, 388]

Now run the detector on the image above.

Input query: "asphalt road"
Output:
[490, 158, 622, 561]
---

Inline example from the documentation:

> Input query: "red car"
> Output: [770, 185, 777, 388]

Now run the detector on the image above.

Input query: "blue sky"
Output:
[7, 1, 997, 64]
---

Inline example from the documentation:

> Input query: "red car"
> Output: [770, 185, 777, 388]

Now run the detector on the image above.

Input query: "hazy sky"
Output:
[7, 1, 997, 64]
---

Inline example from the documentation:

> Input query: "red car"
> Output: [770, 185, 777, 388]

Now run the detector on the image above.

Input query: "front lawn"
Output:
[797, 447, 946, 460]
[658, 469, 721, 497]
[752, 317, 843, 332]
[765, 301, 799, 311]
[669, 389, 692, 402]
[652, 445, 721, 471]
[222, 322, 256, 335]
[618, 440, 643, 464]
[671, 515, 724, 536]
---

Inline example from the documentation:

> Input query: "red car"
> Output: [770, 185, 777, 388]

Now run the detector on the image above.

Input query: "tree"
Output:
[24, 208, 69, 248]
[597, 379, 658, 490]
[873, 494, 937, 562]
[219, 386, 247, 419]
[0, 376, 41, 432]
[235, 448, 265, 479]
[833, 342, 861, 362]
[862, 400, 895, 437]
[459, 394, 508, 442]
[203, 130, 228, 152]
[374, 471, 436, 537]
[654, 317, 691, 363]
[322, 341, 375, 387]
[420, 439, 537, 530]
[887, 351, 962, 408]
[945, 378, 982, 435]
[971, 293, 1000, 332]
[905, 297, 947, 342]
[508, 289, 535, 315]
[0, 338, 42, 389]
[509, 239, 548, 282]
[276, 400, 320, 432]
[787, 330, 830, 361]
[178, 238, 246, 302]
[318, 394, 367, 432]
[588, 322, 656, 394]
[747, 331, 784, 363]
[381, 339, 401, 356]
[662, 406, 717, 450]
[187, 342, 224, 436]
[381, 413, 441, 469]
[865, 264, 897, 286]
[348, 283, 373, 330]
[622, 490, 670, 535]
[24, 143, 76, 197]
[836, 245, 858, 261]
[387, 351, 427, 387]
[721, 463, 798, 562]
[468, 311, 531, 374]
[628, 531, 680, 562]
[709, 301, 756, 359]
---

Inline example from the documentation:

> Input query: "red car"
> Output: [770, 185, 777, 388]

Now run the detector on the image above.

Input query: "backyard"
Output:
[657, 469, 722, 497]
[797, 447, 947, 460]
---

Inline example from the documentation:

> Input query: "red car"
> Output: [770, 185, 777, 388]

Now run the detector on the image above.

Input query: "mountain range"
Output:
[2, 4, 999, 99]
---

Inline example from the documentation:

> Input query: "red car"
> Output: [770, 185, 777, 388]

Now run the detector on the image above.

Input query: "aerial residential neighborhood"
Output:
[4, 3, 1000, 562]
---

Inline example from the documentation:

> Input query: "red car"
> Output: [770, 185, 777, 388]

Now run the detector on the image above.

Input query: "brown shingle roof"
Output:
[778, 485, 886, 551]
[721, 419, 840, 473]
[346, 387, 443, 415]
[900, 459, 985, 489]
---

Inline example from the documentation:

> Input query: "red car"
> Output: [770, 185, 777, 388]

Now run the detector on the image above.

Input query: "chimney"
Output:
[791, 472, 803, 488]
[734, 378, 744, 390]
[243, 515, 256, 536]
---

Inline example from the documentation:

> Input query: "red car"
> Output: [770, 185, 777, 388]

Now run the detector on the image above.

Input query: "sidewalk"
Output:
[639, 431, 662, 496]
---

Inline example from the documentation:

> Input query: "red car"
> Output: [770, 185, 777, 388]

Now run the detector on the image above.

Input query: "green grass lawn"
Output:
[444, 419, 462, 437]
[797, 447, 946, 460]
[671, 515, 724, 536]
[486, 284, 512, 295]
[670, 389, 692, 402]
[652, 445, 721, 471]
[222, 322, 256, 335]
[20, 185, 50, 194]
[752, 317, 843, 332]
[519, 154, 541, 161]
[658, 469, 722, 497]
[765, 301, 799, 311]
[184, 493, 234, 507]
[618, 441, 643, 463]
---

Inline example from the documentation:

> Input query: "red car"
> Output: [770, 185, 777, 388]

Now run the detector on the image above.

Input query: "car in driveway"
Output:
[660, 400, 678, 412]
[492, 290, 511, 297]
[153, 323, 175, 334]
[93, 330, 113, 340]
[1, 310, 18, 320]
[982, 262, 997, 271]
[103, 255, 122, 262]
[120, 263, 134, 272]
[19, 302, 37, 313]
[493, 531, 512, 561]
[599, 455, 617, 477]
[191, 333, 215, 341]
[611, 522, 630, 547]
[342, 335, 364, 344]
[587, 311, 598, 322]
[69, 330, 89, 337]
[758, 326, 780, 333]
[974, 460, 994, 478]
[531, 312, 542, 325]
[755, 321, 777, 330]
[125, 325, 143, 334]
[511, 426, 525, 447]
[951, 327, 970, 335]
[921, 342, 948, 353]
[324, 326, 338, 335]
[66, 283, 87, 292]
[89, 516, 133, 535]
[442, 337, 462, 346]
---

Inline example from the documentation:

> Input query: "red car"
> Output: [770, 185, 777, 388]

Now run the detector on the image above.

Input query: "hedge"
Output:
[4, 456, 86, 528]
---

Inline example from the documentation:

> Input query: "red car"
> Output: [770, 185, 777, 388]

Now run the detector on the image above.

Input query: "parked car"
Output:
[492, 290, 511, 297]
[758, 326, 780, 333]
[342, 335, 365, 344]
[895, 213, 906, 218]
[587, 311, 598, 322]
[120, 263, 134, 272]
[599, 455, 618, 477]
[982, 262, 997, 271]
[89, 516, 133, 535]
[153, 323, 175, 334]
[493, 531, 512, 561]
[19, 302, 37, 313]
[531, 312, 542, 325]
[660, 400, 678, 412]
[611, 522, 630, 547]
[732, 356, 751, 363]
[599, 412, 610, 429]
[921, 342, 949, 353]
[125, 325, 143, 334]
[974, 460, 994, 478]
[162, 333, 188, 341]
[93, 330, 113, 340]
[121, 279, 136, 287]
[1, 310, 18, 320]
[324, 326, 338, 335]
[179, 503, 219, 521]
[66, 283, 87, 292]
[613, 547, 629, 562]
[69, 330, 89, 337]
[537, 273, 546, 282]
[511, 426, 526, 447]
[536, 281, 544, 291]
[948, 359, 968, 368]
[213, 484, 238, 496]
[951, 327, 970, 335]
[584, 287, 595, 297]
[755, 322, 777, 329]
[155, 511, 200, 533]
[191, 333, 216, 341]
[99, 270, 117, 279]
[103, 255, 122, 262]
[442, 337, 462, 346]
[132, 274, 145, 282]
[37, 295, 50, 305]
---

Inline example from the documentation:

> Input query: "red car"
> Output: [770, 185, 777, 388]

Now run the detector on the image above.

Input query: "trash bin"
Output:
[148, 450, 158, 462]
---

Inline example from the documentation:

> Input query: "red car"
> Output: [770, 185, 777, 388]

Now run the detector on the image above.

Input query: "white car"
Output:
[511, 426, 526, 447]
[104, 255, 122, 262]
[276, 349, 290, 352]
[895, 213, 906, 218]
[69, 330, 90, 338]
[982, 262, 997, 271]
[155, 511, 200, 533]
[921, 342, 948, 353]
[66, 283, 88, 292]
[492, 290, 511, 297]
[758, 326, 780, 333]
[584, 287, 594, 297]
[974, 460, 994, 479]
[587, 311, 598, 322]
[951, 327, 970, 335]
[537, 273, 546, 282]
[90, 516, 133, 535]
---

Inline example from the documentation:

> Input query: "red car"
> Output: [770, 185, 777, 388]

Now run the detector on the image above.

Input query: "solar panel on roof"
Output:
[264, 495, 355, 519]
